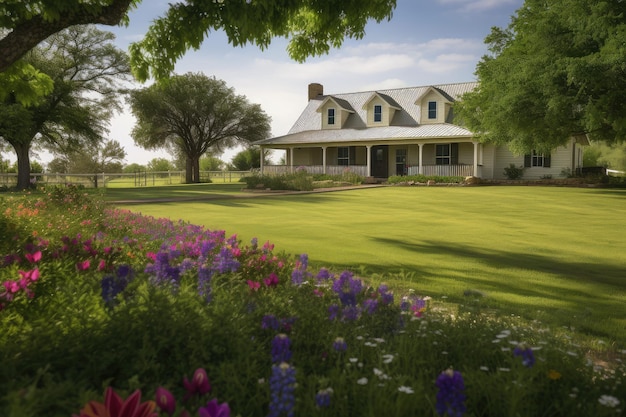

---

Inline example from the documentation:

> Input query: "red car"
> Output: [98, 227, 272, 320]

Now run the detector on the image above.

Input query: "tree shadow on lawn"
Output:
[320, 238, 626, 342]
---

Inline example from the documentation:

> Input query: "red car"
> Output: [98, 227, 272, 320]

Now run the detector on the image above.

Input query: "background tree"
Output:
[0, 25, 131, 189]
[146, 158, 175, 172]
[229, 147, 270, 171]
[129, 73, 271, 183]
[122, 162, 146, 173]
[200, 154, 225, 172]
[455, 0, 626, 154]
[0, 1, 396, 86]
[584, 142, 626, 172]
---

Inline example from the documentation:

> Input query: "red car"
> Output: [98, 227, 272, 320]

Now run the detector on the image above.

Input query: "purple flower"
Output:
[271, 334, 292, 363]
[341, 305, 361, 321]
[316, 268, 333, 282]
[262, 315, 281, 330]
[435, 368, 466, 417]
[315, 388, 332, 408]
[363, 298, 378, 314]
[332, 271, 363, 306]
[328, 304, 340, 321]
[332, 337, 347, 352]
[378, 285, 394, 305]
[213, 246, 240, 274]
[513, 343, 535, 368]
[268, 362, 296, 417]
[199, 398, 230, 417]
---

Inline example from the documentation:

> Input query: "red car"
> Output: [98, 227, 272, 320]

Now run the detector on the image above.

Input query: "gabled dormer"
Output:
[316, 96, 355, 129]
[415, 87, 454, 124]
[362, 92, 402, 127]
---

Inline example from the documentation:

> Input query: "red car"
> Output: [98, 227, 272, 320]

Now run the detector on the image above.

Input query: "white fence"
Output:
[0, 171, 253, 188]
[261, 165, 369, 176]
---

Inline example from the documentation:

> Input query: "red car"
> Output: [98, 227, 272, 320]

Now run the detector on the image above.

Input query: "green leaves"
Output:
[457, 0, 626, 153]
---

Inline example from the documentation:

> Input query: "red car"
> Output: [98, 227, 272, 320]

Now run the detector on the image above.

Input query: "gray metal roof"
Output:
[257, 82, 478, 146]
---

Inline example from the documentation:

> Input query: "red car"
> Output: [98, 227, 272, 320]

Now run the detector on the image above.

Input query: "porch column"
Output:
[366, 145, 372, 177]
[418, 143, 424, 175]
[259, 145, 264, 174]
[289, 147, 294, 173]
[472, 141, 479, 177]
[322, 146, 327, 175]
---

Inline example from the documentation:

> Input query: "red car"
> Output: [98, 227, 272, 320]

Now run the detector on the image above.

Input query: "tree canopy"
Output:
[1, 0, 396, 82]
[0, 25, 131, 189]
[129, 73, 271, 183]
[455, 0, 626, 154]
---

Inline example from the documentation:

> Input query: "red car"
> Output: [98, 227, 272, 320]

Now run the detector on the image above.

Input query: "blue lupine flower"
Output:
[315, 388, 332, 408]
[436, 368, 466, 417]
[341, 305, 361, 321]
[513, 343, 535, 368]
[328, 304, 340, 321]
[268, 362, 296, 417]
[363, 298, 379, 314]
[262, 315, 281, 330]
[213, 246, 240, 274]
[332, 271, 363, 306]
[332, 337, 347, 352]
[271, 334, 292, 364]
[100, 264, 133, 305]
[378, 285, 394, 305]
[316, 268, 333, 282]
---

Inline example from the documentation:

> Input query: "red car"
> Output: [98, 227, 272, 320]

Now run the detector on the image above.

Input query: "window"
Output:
[327, 108, 335, 125]
[524, 151, 551, 167]
[435, 144, 450, 165]
[374, 105, 382, 122]
[338, 147, 349, 165]
[395, 148, 407, 175]
[428, 101, 437, 119]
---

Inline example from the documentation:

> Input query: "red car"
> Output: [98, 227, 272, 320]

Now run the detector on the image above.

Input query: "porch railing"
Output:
[262, 165, 368, 176]
[407, 165, 474, 177]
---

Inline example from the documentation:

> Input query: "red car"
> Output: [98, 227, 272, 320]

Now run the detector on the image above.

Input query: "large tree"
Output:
[0, 0, 396, 84]
[0, 25, 131, 190]
[456, 0, 626, 154]
[129, 73, 270, 183]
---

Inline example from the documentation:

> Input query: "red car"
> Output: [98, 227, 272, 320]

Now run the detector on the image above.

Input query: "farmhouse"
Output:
[255, 82, 589, 180]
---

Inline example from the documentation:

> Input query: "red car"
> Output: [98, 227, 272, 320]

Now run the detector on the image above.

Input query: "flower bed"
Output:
[0, 186, 624, 416]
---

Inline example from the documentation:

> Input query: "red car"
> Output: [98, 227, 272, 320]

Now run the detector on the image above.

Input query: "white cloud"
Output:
[437, 0, 518, 12]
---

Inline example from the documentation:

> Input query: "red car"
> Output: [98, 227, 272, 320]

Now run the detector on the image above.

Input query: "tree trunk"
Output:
[192, 156, 201, 183]
[12, 141, 32, 190]
[185, 157, 193, 183]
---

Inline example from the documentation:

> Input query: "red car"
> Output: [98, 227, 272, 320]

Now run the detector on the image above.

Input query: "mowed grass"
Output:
[111, 185, 626, 346]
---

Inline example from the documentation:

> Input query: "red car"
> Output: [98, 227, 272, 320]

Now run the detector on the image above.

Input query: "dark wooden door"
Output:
[371, 145, 389, 178]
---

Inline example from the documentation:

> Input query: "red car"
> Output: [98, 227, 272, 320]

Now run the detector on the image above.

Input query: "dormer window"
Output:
[374, 105, 382, 122]
[327, 108, 335, 125]
[428, 101, 437, 119]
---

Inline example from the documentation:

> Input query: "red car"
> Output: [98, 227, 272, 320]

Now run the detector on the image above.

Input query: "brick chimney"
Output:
[308, 83, 323, 101]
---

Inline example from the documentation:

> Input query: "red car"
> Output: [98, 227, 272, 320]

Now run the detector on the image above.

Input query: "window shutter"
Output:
[543, 154, 551, 167]
[451, 143, 459, 165]
[524, 154, 531, 167]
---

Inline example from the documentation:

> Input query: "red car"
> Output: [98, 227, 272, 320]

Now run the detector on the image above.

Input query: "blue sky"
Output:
[100, 0, 524, 165]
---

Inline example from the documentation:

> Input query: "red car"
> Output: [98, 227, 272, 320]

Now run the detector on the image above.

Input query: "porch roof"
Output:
[255, 124, 473, 147]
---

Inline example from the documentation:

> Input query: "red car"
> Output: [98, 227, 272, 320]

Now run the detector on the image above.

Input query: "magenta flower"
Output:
[76, 260, 90, 271]
[25, 251, 42, 263]
[183, 368, 211, 400]
[264, 273, 279, 287]
[247, 280, 261, 291]
[155, 387, 176, 416]
[198, 398, 230, 417]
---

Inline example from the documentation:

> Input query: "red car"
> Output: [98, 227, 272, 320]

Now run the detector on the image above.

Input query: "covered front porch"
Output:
[259, 141, 483, 178]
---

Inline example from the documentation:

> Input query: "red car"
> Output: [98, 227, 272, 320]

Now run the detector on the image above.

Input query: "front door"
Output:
[371, 145, 389, 178]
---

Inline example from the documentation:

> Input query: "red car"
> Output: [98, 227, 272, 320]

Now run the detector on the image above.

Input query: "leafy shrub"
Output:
[503, 164, 524, 180]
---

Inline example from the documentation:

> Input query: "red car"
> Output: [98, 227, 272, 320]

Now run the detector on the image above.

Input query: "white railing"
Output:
[0, 171, 253, 188]
[407, 165, 474, 177]
[262, 165, 368, 176]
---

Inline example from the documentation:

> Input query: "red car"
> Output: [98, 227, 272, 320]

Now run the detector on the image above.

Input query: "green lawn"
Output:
[111, 185, 626, 346]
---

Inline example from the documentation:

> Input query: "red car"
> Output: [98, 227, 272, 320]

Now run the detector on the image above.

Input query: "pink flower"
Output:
[98, 260, 106, 271]
[247, 280, 261, 291]
[155, 387, 176, 416]
[76, 260, 91, 271]
[73, 387, 157, 417]
[25, 251, 42, 263]
[183, 368, 211, 400]
[19, 268, 39, 282]
[263, 273, 279, 288]
[198, 399, 230, 417]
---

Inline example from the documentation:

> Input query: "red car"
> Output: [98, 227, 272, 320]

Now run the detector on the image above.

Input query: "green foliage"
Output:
[129, 73, 271, 183]
[127, 0, 397, 81]
[243, 171, 314, 191]
[456, 0, 626, 153]
[584, 141, 626, 172]
[229, 147, 267, 171]
[503, 164, 524, 180]
[386, 174, 465, 184]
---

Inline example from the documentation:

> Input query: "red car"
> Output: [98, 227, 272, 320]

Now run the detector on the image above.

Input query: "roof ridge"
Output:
[323, 81, 478, 97]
